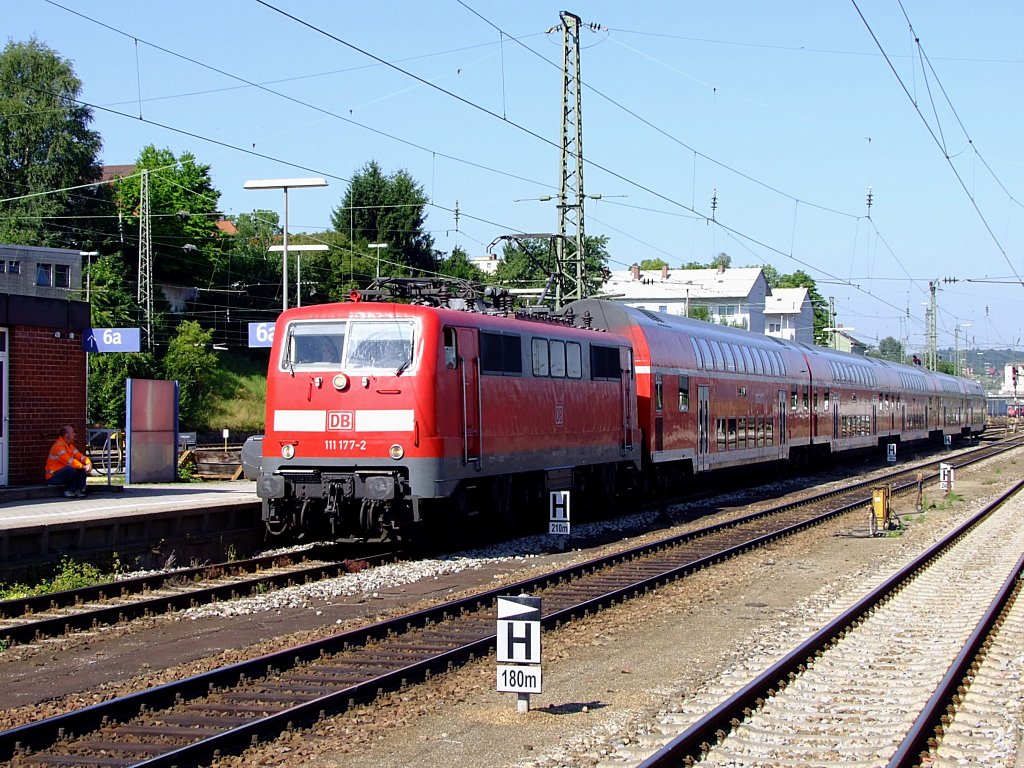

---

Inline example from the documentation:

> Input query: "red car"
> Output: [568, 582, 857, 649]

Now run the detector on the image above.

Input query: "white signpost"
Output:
[549, 490, 570, 535]
[496, 595, 542, 713]
[887, 443, 897, 463]
[939, 462, 955, 494]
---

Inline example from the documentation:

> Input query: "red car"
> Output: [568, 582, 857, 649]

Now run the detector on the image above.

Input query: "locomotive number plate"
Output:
[324, 439, 367, 451]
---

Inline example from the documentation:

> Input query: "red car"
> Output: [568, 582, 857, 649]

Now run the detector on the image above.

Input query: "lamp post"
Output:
[269, 244, 329, 307]
[368, 242, 388, 279]
[243, 177, 328, 312]
[79, 251, 98, 304]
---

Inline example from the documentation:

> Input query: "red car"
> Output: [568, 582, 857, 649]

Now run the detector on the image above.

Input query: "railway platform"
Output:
[0, 480, 261, 581]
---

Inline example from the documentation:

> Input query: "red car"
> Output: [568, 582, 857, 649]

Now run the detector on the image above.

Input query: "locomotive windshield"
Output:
[345, 320, 415, 372]
[283, 321, 346, 370]
[282, 319, 415, 373]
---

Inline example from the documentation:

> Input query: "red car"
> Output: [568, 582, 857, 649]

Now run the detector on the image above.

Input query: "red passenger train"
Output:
[255, 288, 985, 539]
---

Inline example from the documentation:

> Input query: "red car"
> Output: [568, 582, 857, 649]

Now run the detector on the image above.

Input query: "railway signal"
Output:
[496, 595, 542, 713]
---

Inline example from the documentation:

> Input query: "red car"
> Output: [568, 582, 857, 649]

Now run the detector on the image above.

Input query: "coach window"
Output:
[690, 338, 705, 370]
[480, 331, 523, 376]
[741, 346, 755, 374]
[531, 338, 549, 376]
[698, 338, 714, 370]
[791, 385, 798, 410]
[731, 344, 746, 374]
[710, 340, 724, 371]
[567, 341, 582, 378]
[722, 343, 736, 372]
[678, 375, 690, 412]
[591, 345, 620, 380]
[802, 386, 809, 411]
[754, 349, 766, 375]
[549, 340, 566, 377]
[655, 373, 664, 412]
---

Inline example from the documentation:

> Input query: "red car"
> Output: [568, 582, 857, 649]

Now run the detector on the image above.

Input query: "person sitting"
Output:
[45, 425, 93, 498]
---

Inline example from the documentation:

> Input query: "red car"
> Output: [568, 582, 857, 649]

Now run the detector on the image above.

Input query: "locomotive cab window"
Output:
[443, 327, 458, 369]
[283, 321, 346, 370]
[345, 320, 415, 372]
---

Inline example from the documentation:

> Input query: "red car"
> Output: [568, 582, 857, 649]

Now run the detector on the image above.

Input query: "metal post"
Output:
[282, 187, 289, 313]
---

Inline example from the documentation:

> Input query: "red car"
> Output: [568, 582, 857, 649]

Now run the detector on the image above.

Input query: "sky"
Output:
[9, 1, 1024, 355]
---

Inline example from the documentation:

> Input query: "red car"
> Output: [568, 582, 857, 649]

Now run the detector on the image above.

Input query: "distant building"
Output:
[0, 244, 90, 486]
[470, 253, 500, 275]
[831, 327, 869, 356]
[0, 244, 84, 300]
[764, 287, 814, 345]
[601, 265, 769, 333]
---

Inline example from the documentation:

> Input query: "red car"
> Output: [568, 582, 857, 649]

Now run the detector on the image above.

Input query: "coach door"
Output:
[452, 327, 481, 467]
[0, 329, 6, 486]
[778, 389, 788, 458]
[696, 386, 710, 471]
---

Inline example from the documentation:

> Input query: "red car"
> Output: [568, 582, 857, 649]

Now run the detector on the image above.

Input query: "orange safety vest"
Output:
[45, 436, 89, 479]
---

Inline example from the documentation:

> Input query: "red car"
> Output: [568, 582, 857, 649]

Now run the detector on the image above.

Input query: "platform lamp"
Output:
[269, 244, 329, 307]
[243, 177, 328, 312]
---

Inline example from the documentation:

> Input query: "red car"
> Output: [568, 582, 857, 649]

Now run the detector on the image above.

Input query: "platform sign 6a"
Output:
[83, 327, 141, 353]
[248, 322, 275, 348]
[549, 490, 570, 535]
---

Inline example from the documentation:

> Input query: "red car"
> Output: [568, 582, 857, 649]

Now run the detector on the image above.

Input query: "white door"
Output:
[0, 328, 7, 486]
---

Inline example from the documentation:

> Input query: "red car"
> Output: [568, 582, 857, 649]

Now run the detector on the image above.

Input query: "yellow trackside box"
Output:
[870, 485, 892, 535]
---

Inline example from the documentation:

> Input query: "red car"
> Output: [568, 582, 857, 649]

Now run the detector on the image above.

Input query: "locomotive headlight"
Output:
[332, 374, 349, 391]
[281, 444, 296, 460]
[389, 444, 405, 460]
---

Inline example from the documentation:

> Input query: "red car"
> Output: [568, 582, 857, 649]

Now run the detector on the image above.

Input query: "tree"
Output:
[113, 145, 226, 290]
[0, 38, 105, 248]
[163, 320, 220, 429]
[493, 234, 611, 305]
[639, 258, 669, 270]
[330, 161, 434, 277]
[224, 209, 283, 308]
[437, 245, 487, 283]
[878, 336, 904, 363]
[88, 352, 159, 427]
[710, 252, 731, 269]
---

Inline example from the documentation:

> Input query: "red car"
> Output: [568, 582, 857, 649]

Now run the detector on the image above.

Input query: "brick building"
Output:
[0, 244, 90, 486]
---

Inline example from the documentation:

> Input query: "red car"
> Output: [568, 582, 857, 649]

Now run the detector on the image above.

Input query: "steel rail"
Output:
[1, 439, 1019, 767]
[636, 476, 1024, 768]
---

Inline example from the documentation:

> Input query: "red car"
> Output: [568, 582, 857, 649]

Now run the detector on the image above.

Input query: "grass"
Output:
[203, 352, 267, 432]
[0, 556, 117, 601]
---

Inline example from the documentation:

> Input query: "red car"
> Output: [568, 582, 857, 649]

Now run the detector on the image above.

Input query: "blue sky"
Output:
[10, 1, 1024, 355]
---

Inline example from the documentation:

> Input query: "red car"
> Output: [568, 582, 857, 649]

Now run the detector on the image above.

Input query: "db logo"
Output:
[327, 411, 354, 431]
[555, 404, 564, 427]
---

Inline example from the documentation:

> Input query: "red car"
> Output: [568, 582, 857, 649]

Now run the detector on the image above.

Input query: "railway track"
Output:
[1, 437, 1020, 767]
[0, 436, 1012, 650]
[0, 545, 391, 647]
[632, 478, 1024, 768]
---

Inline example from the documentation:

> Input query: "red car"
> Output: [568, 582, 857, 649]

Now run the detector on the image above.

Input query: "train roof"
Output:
[562, 299, 984, 395]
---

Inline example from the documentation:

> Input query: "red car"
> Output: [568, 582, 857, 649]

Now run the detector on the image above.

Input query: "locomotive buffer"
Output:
[496, 595, 542, 713]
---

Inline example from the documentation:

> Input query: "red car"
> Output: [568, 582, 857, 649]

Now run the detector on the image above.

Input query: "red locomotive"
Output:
[257, 286, 640, 539]
[255, 284, 985, 539]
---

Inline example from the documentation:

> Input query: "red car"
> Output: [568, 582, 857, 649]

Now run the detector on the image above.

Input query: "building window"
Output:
[769, 322, 781, 333]
[36, 263, 53, 286]
[54, 264, 71, 288]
